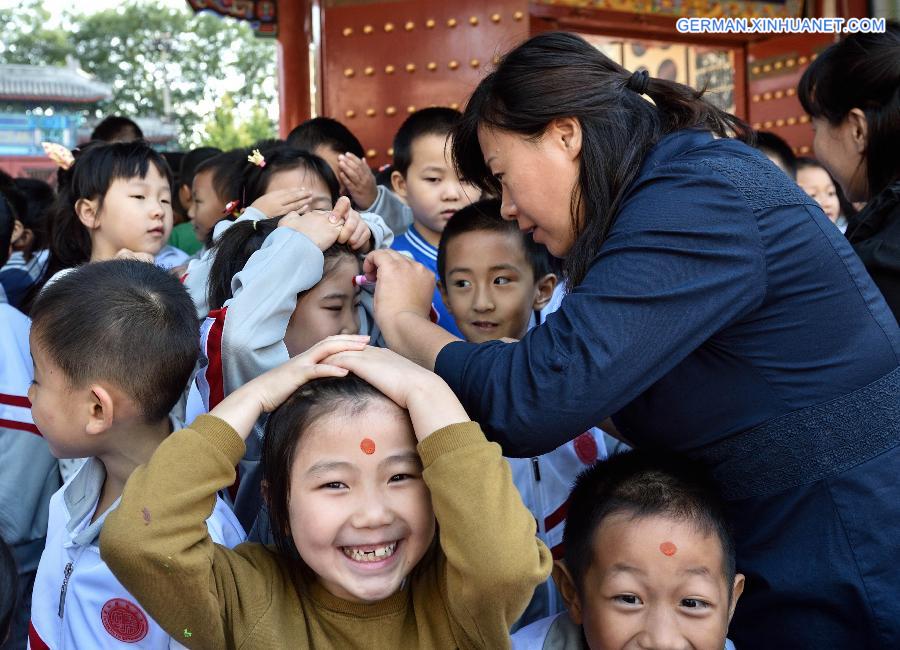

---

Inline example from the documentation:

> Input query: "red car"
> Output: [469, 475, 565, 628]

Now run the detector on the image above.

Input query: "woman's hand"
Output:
[361, 249, 459, 369]
[250, 188, 314, 218]
[363, 249, 435, 322]
[338, 152, 378, 210]
[208, 335, 370, 439]
[324, 345, 469, 441]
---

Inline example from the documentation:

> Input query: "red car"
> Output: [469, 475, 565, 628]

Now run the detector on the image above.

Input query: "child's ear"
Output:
[728, 573, 746, 623]
[85, 384, 115, 436]
[178, 183, 193, 210]
[75, 197, 101, 229]
[437, 278, 451, 307]
[531, 273, 558, 312]
[552, 560, 584, 624]
[391, 170, 408, 199]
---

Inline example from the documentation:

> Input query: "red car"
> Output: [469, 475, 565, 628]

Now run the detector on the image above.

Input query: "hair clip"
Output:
[248, 149, 266, 168]
[252, 219, 260, 231]
[223, 199, 242, 217]
[41, 142, 75, 170]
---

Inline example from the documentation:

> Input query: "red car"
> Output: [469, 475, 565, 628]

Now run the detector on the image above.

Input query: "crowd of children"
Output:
[0, 27, 896, 647]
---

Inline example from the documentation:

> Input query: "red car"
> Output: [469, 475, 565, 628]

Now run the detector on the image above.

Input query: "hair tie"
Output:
[41, 141, 75, 170]
[626, 69, 650, 95]
[248, 149, 266, 168]
[252, 219, 259, 231]
[223, 199, 242, 217]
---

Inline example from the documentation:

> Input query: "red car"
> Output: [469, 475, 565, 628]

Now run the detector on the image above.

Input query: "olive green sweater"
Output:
[101, 415, 551, 649]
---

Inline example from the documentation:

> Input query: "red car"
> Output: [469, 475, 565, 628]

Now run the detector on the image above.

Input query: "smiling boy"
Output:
[513, 451, 744, 650]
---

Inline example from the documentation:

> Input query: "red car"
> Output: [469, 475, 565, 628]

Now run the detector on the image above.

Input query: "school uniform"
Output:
[28, 458, 245, 649]
[0, 299, 60, 650]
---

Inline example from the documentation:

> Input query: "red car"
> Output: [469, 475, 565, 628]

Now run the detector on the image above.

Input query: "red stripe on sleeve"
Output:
[205, 308, 227, 409]
[29, 621, 51, 650]
[544, 498, 571, 533]
[0, 418, 41, 436]
[0, 393, 31, 408]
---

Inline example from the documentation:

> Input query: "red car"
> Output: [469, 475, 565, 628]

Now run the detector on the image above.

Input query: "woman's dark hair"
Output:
[206, 216, 357, 310]
[796, 156, 858, 220]
[798, 21, 900, 198]
[453, 31, 750, 288]
[42, 140, 172, 280]
[563, 450, 737, 597]
[242, 144, 340, 207]
[262, 375, 397, 558]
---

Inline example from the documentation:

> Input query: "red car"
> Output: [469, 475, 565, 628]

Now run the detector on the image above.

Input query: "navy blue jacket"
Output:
[436, 129, 900, 456]
[434, 129, 900, 647]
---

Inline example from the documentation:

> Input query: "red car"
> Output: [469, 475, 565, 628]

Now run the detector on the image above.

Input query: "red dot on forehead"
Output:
[660, 541, 678, 557]
[360, 438, 376, 455]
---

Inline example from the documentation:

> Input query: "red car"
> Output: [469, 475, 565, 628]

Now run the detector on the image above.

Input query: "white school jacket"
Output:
[507, 429, 607, 627]
[28, 458, 245, 649]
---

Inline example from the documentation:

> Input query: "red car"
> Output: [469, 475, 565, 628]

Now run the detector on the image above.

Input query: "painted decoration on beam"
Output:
[187, 0, 278, 36]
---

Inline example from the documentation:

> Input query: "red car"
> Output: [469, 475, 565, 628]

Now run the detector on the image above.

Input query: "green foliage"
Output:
[199, 93, 276, 150]
[0, 0, 278, 149]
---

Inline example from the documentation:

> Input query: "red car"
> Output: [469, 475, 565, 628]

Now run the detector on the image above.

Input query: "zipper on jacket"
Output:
[57, 562, 73, 618]
[531, 457, 541, 482]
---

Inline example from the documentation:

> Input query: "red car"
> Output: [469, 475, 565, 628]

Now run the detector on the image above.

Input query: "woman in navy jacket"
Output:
[364, 32, 900, 647]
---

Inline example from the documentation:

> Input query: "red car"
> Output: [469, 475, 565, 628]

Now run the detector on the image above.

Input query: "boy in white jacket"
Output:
[27, 260, 244, 649]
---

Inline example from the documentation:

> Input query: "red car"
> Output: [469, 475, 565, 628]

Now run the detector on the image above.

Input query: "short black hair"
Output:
[194, 148, 249, 206]
[0, 193, 14, 267]
[0, 535, 16, 643]
[563, 451, 737, 596]
[437, 199, 555, 286]
[392, 107, 461, 177]
[753, 131, 797, 179]
[90, 116, 144, 142]
[13, 177, 55, 252]
[179, 147, 222, 190]
[262, 375, 398, 560]
[287, 117, 365, 158]
[30, 260, 199, 422]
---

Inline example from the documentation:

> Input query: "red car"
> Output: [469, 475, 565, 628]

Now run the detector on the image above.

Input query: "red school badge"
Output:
[101, 598, 149, 643]
[573, 432, 599, 465]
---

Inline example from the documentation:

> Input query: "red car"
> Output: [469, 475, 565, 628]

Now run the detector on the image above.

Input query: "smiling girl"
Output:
[102, 340, 551, 648]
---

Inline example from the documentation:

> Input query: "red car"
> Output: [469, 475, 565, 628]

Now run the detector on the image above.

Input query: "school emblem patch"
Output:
[101, 598, 149, 643]
[573, 432, 599, 465]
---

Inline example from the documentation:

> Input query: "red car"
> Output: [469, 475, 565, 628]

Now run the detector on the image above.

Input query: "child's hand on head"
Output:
[324, 346, 469, 440]
[250, 188, 314, 218]
[330, 196, 372, 252]
[279, 208, 343, 251]
[114, 249, 155, 264]
[338, 152, 378, 209]
[208, 334, 370, 439]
